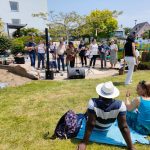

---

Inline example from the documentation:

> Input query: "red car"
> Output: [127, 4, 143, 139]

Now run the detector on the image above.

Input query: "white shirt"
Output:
[56, 44, 66, 55]
[90, 43, 98, 55]
[38, 44, 45, 53]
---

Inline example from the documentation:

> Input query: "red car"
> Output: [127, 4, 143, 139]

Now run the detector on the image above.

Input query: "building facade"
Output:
[130, 22, 150, 38]
[0, 0, 48, 33]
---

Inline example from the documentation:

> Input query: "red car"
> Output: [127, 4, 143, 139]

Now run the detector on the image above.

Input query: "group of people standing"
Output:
[25, 35, 140, 86]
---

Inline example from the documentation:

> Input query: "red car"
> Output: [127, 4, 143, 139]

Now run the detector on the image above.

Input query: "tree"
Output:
[85, 9, 120, 38]
[12, 27, 40, 37]
[0, 19, 4, 35]
[124, 27, 132, 36]
[142, 30, 150, 39]
[33, 11, 85, 42]
[0, 36, 12, 52]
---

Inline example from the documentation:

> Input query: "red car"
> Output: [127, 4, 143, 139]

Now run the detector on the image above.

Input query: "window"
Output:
[12, 19, 20, 25]
[10, 1, 19, 12]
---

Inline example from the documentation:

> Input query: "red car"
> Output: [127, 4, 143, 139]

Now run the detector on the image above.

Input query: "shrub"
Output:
[138, 62, 150, 70]
[11, 38, 24, 54]
[11, 36, 44, 54]
[0, 36, 12, 52]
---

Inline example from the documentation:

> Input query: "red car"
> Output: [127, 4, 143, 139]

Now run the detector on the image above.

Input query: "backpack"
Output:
[54, 110, 83, 139]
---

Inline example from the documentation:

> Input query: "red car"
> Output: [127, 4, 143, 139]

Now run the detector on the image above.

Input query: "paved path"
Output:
[39, 60, 119, 80]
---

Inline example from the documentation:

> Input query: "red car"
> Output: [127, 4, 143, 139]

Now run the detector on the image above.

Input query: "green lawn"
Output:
[0, 71, 150, 150]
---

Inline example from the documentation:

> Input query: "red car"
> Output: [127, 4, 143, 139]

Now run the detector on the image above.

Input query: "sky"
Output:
[48, 0, 150, 28]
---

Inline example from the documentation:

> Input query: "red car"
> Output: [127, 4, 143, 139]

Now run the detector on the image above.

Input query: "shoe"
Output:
[92, 66, 95, 68]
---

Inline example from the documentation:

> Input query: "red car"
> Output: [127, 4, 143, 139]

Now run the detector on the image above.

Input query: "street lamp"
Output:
[134, 20, 137, 26]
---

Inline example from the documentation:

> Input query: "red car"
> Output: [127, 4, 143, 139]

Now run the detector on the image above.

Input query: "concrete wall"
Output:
[0, 0, 48, 32]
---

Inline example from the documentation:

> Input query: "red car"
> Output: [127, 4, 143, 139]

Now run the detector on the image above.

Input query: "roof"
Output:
[130, 22, 150, 34]
[7, 23, 27, 29]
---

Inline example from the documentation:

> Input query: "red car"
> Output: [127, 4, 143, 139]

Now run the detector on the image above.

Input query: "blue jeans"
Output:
[49, 61, 57, 69]
[100, 53, 106, 68]
[29, 51, 36, 67]
[38, 53, 45, 68]
[57, 55, 65, 71]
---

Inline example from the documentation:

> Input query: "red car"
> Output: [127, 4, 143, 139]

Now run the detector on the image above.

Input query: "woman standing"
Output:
[66, 42, 76, 68]
[56, 41, 66, 71]
[110, 39, 118, 69]
[124, 36, 136, 85]
[89, 39, 98, 68]
[37, 40, 46, 69]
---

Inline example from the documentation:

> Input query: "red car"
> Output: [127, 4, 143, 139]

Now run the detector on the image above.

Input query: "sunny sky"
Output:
[48, 0, 150, 28]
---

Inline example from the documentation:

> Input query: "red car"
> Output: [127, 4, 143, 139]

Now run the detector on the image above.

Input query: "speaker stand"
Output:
[86, 67, 94, 75]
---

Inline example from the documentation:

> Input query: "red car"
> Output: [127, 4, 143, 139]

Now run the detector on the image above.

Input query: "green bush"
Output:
[0, 36, 12, 52]
[138, 62, 150, 70]
[11, 36, 44, 54]
[11, 38, 24, 54]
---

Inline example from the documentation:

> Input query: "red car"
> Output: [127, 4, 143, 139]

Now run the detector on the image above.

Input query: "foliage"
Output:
[11, 38, 25, 54]
[11, 36, 44, 54]
[138, 62, 150, 70]
[0, 36, 12, 52]
[123, 27, 132, 36]
[33, 11, 85, 42]
[0, 71, 150, 150]
[142, 30, 150, 39]
[12, 28, 40, 38]
[85, 9, 119, 38]
[0, 19, 4, 35]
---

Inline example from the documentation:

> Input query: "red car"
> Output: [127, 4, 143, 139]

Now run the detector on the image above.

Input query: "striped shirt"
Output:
[88, 98, 126, 131]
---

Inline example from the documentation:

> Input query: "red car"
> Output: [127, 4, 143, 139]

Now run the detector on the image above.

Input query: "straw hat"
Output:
[96, 81, 120, 99]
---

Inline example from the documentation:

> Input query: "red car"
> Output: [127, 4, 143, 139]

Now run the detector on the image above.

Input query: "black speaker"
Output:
[45, 70, 54, 80]
[67, 67, 85, 79]
[14, 57, 25, 64]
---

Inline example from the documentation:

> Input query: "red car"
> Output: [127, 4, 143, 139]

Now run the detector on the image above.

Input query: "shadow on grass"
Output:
[113, 82, 125, 86]
[43, 132, 57, 140]
[71, 138, 125, 149]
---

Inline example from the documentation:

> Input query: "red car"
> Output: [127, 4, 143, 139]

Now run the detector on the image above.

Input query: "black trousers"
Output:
[80, 55, 87, 66]
[90, 55, 98, 67]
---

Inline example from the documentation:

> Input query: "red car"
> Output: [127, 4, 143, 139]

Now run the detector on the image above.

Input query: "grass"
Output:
[0, 71, 150, 150]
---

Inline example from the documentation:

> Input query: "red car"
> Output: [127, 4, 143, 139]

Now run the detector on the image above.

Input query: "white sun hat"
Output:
[96, 81, 120, 99]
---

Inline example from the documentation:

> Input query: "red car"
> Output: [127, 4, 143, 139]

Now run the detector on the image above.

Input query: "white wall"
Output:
[0, 0, 48, 32]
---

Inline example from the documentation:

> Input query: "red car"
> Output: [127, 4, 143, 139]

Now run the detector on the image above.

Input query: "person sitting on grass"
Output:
[125, 80, 150, 135]
[77, 81, 135, 150]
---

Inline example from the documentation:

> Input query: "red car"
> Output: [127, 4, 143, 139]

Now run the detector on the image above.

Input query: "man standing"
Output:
[25, 36, 36, 68]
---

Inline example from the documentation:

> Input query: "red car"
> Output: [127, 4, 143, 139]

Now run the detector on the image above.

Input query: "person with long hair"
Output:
[125, 81, 150, 135]
[124, 36, 136, 85]
[66, 42, 77, 68]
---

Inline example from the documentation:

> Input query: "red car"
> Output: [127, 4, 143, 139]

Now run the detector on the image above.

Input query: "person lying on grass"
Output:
[125, 80, 150, 135]
[77, 81, 135, 150]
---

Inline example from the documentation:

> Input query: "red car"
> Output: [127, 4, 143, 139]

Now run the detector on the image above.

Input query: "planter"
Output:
[14, 57, 25, 64]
